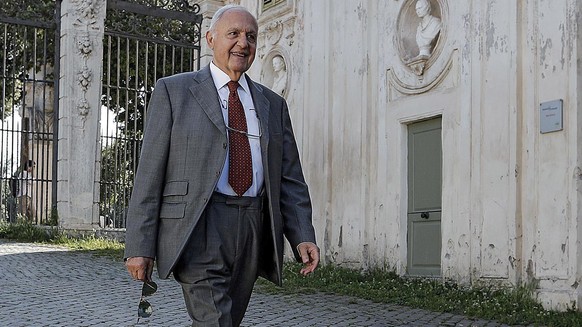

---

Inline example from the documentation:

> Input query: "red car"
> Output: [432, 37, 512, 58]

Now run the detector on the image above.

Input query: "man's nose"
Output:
[236, 35, 249, 48]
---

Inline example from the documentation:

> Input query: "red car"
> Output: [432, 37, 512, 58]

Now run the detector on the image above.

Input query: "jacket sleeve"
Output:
[124, 79, 173, 260]
[278, 99, 317, 260]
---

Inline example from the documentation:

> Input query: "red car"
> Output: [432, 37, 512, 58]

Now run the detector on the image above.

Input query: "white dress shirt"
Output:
[210, 62, 264, 196]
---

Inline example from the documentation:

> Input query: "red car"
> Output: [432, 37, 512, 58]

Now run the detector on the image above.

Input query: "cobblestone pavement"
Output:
[0, 240, 532, 327]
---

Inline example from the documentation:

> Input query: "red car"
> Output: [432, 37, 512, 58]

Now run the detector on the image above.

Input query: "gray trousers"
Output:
[173, 192, 264, 327]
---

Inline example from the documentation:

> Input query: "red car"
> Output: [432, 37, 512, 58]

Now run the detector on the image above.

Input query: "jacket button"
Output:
[223, 143, 227, 149]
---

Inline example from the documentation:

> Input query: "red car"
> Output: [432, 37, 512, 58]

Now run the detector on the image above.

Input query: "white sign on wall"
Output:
[540, 99, 563, 134]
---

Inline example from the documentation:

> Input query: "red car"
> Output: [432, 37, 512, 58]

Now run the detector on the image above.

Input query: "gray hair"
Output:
[209, 5, 256, 33]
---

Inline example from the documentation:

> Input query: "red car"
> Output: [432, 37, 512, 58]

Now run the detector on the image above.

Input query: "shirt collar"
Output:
[209, 61, 251, 95]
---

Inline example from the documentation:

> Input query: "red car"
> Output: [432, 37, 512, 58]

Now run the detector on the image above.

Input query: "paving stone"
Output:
[0, 240, 540, 326]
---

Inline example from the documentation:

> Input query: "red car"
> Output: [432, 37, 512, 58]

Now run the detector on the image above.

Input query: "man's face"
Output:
[206, 9, 258, 81]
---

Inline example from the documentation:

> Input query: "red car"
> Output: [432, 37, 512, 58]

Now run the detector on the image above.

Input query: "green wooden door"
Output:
[407, 118, 442, 276]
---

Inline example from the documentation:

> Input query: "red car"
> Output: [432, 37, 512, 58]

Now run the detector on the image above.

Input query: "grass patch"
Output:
[3, 221, 582, 326]
[0, 219, 57, 242]
[51, 233, 125, 260]
[0, 220, 124, 260]
[257, 262, 582, 327]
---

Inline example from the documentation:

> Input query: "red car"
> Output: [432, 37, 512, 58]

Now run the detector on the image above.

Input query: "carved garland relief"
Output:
[257, 18, 295, 59]
[72, 0, 103, 116]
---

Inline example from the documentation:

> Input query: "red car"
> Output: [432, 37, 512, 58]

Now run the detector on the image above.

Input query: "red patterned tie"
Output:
[227, 81, 253, 196]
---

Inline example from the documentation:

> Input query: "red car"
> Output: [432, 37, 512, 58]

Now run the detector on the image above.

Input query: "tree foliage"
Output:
[99, 1, 201, 227]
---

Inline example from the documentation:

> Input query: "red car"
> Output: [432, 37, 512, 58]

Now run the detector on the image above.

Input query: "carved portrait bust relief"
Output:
[271, 55, 287, 96]
[415, 0, 441, 58]
[396, 0, 445, 76]
[262, 52, 289, 98]
[388, 0, 455, 97]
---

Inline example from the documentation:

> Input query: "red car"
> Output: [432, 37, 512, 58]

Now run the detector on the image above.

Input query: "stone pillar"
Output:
[57, 0, 106, 229]
[195, 0, 225, 67]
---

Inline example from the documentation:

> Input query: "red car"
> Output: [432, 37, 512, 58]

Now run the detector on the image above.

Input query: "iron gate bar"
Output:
[107, 0, 202, 23]
[0, 0, 59, 224]
[104, 30, 201, 49]
[100, 0, 201, 228]
[0, 17, 56, 30]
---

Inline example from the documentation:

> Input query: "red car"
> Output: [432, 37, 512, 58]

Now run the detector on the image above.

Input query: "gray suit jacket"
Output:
[124, 65, 316, 285]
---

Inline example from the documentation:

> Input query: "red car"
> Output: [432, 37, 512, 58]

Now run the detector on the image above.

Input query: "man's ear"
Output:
[206, 31, 214, 49]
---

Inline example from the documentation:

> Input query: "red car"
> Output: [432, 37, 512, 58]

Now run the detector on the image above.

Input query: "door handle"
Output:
[420, 212, 430, 219]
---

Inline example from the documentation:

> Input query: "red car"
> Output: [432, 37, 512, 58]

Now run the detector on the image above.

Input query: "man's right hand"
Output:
[125, 256, 154, 282]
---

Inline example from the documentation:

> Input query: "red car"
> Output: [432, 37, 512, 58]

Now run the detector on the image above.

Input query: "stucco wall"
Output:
[516, 0, 581, 310]
[246, 0, 582, 310]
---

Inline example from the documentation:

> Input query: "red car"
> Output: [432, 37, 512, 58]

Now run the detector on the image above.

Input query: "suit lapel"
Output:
[246, 76, 270, 152]
[187, 68, 271, 143]
[189, 66, 226, 134]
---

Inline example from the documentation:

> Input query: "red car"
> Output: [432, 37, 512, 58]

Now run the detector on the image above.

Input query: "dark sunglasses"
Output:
[137, 281, 157, 323]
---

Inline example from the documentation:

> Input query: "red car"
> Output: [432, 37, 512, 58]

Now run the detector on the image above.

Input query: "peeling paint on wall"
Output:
[540, 38, 552, 66]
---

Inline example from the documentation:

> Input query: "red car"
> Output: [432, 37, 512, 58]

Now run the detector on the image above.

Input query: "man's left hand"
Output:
[297, 242, 320, 276]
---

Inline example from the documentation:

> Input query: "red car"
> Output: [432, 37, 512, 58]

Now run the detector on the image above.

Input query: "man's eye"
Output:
[247, 35, 257, 43]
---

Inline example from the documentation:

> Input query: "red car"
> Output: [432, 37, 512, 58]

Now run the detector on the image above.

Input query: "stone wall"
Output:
[244, 0, 582, 311]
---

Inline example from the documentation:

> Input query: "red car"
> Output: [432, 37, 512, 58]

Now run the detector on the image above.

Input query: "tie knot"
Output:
[227, 81, 239, 93]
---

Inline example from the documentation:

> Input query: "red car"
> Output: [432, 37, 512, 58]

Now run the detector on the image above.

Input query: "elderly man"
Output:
[124, 4, 319, 327]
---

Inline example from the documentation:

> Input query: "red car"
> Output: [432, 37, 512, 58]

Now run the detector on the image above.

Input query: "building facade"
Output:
[48, 0, 582, 311]
[238, 0, 582, 311]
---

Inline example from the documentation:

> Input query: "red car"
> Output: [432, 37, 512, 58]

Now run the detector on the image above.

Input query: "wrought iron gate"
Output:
[99, 0, 202, 228]
[0, 0, 60, 225]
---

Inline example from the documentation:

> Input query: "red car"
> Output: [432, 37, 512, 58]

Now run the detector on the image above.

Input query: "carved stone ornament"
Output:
[407, 57, 427, 76]
[77, 98, 90, 116]
[261, 52, 290, 98]
[387, 0, 455, 98]
[71, 0, 102, 118]
[258, 17, 295, 59]
[397, 0, 445, 75]
[264, 21, 283, 46]
[78, 67, 92, 92]
[72, 0, 103, 28]
[77, 33, 93, 58]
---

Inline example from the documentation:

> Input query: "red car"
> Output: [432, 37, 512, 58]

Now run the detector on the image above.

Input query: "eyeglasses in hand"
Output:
[137, 281, 157, 323]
